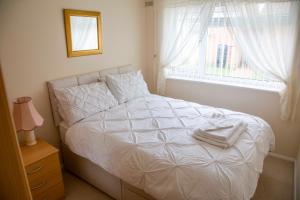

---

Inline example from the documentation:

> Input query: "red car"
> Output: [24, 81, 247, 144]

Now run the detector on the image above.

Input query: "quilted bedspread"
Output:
[65, 94, 275, 200]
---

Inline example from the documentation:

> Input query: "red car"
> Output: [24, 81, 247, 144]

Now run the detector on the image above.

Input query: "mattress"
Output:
[64, 94, 275, 200]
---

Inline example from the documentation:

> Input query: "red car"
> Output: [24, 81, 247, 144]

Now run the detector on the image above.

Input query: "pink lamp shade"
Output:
[13, 97, 44, 131]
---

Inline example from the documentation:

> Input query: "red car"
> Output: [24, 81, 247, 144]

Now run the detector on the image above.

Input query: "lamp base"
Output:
[24, 130, 37, 146]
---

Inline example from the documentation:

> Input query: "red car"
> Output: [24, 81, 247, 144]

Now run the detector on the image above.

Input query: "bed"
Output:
[48, 65, 275, 200]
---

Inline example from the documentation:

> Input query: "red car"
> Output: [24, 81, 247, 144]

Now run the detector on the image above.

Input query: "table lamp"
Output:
[13, 97, 44, 146]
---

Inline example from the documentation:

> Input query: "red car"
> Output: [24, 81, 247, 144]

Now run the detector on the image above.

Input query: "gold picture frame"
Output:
[64, 9, 103, 57]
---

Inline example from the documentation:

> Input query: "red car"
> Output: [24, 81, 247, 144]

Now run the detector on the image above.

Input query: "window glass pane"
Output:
[204, 5, 276, 82]
[166, 3, 284, 89]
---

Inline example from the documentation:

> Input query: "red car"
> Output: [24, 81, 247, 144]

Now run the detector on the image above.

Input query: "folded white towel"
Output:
[193, 120, 247, 148]
[193, 118, 244, 142]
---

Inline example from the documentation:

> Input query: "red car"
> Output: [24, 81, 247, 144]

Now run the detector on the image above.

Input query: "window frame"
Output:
[165, 4, 284, 91]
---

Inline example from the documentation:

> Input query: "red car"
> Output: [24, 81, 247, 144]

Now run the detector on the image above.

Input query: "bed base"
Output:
[62, 143, 155, 200]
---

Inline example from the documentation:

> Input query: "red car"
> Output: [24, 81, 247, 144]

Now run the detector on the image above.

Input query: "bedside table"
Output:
[20, 139, 65, 200]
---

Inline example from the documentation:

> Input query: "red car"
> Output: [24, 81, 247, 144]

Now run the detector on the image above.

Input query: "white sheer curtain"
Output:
[155, 0, 216, 94]
[225, 0, 300, 120]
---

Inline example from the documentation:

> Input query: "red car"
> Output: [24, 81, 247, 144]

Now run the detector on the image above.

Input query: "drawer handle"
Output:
[27, 166, 43, 175]
[31, 181, 47, 190]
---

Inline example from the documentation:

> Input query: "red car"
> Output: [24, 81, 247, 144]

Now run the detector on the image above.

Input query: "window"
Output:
[166, 5, 282, 89]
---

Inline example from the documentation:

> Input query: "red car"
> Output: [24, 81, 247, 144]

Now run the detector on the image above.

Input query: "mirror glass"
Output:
[64, 9, 102, 57]
[70, 16, 98, 51]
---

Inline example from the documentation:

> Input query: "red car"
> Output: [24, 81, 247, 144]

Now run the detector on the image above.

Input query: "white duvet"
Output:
[65, 94, 275, 200]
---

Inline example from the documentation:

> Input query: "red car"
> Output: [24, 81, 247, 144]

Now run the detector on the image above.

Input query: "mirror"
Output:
[64, 9, 102, 57]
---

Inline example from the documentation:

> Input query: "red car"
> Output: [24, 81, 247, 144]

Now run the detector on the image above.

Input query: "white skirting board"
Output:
[268, 152, 295, 162]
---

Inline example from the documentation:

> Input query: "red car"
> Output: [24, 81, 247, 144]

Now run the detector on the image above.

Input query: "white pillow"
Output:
[106, 70, 150, 103]
[54, 82, 118, 126]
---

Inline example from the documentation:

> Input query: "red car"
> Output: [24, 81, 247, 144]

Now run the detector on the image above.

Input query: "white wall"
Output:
[145, 4, 156, 92]
[0, 0, 147, 148]
[166, 78, 300, 158]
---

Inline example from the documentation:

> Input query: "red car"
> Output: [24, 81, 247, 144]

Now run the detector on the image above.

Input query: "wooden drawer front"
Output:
[26, 153, 63, 196]
[34, 182, 64, 200]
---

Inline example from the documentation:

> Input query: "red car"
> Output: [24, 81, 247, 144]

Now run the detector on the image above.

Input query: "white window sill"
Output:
[166, 76, 283, 93]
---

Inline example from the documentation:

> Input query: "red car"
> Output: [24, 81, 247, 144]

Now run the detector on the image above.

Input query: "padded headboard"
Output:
[47, 65, 135, 127]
